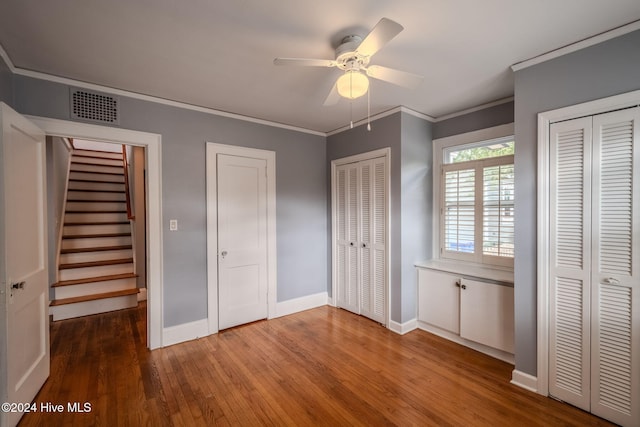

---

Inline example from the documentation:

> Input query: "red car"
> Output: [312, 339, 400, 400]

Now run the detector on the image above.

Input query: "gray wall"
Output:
[0, 55, 12, 106]
[400, 113, 432, 323]
[327, 112, 433, 324]
[433, 101, 514, 140]
[513, 29, 640, 376]
[12, 74, 327, 328]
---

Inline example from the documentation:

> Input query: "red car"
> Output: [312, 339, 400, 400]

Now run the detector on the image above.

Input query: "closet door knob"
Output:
[362, 243, 367, 248]
[350, 242, 354, 246]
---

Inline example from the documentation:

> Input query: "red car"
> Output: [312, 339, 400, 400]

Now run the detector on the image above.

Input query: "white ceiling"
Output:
[1, 1, 639, 134]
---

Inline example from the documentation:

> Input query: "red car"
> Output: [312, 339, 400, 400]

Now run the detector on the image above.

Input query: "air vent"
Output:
[70, 88, 119, 124]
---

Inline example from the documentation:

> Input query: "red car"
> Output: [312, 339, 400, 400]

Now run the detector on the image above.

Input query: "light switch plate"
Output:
[169, 219, 178, 231]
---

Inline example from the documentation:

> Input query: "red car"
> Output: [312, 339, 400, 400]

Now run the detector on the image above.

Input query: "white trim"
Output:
[206, 143, 277, 334]
[273, 292, 328, 319]
[25, 116, 164, 350]
[511, 369, 538, 393]
[536, 90, 640, 397]
[162, 318, 209, 347]
[418, 321, 515, 364]
[331, 147, 391, 328]
[512, 20, 640, 71]
[389, 318, 418, 335]
[434, 97, 514, 122]
[432, 123, 515, 263]
[401, 106, 437, 122]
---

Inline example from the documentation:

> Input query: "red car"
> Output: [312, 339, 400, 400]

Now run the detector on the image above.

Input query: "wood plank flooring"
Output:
[20, 304, 615, 426]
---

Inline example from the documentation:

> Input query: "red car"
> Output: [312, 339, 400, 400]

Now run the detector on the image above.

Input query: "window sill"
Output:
[415, 259, 513, 286]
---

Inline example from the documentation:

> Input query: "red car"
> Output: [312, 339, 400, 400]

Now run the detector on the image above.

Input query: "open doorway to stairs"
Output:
[27, 115, 163, 349]
[46, 137, 148, 329]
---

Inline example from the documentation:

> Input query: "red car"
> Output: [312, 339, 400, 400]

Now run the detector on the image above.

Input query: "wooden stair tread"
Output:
[70, 169, 124, 176]
[64, 221, 129, 226]
[60, 244, 133, 254]
[62, 232, 130, 239]
[52, 273, 138, 287]
[66, 199, 125, 203]
[67, 189, 126, 194]
[59, 257, 133, 270]
[50, 288, 138, 306]
[71, 160, 122, 166]
[69, 178, 125, 184]
[65, 210, 127, 214]
[73, 148, 123, 156]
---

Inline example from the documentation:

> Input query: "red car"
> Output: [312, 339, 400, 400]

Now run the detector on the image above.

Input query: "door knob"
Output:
[220, 250, 228, 258]
[11, 281, 25, 290]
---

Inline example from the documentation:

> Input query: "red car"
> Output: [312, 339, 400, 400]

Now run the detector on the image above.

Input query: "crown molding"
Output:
[511, 19, 640, 72]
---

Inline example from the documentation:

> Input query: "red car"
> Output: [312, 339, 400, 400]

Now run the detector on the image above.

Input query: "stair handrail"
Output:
[122, 145, 135, 220]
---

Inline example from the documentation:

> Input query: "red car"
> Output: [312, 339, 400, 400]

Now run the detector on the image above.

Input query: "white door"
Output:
[336, 163, 359, 314]
[548, 108, 639, 426]
[217, 154, 268, 330]
[0, 103, 49, 427]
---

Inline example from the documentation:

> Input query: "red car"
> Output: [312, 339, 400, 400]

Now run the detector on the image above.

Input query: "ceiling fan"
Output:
[274, 18, 423, 106]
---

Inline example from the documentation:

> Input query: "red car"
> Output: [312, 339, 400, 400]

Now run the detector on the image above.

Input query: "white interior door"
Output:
[336, 163, 359, 314]
[217, 153, 268, 330]
[0, 103, 49, 427]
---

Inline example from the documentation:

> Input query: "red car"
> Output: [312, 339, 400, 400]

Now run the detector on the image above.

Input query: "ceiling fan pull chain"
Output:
[367, 87, 371, 131]
[350, 102, 354, 129]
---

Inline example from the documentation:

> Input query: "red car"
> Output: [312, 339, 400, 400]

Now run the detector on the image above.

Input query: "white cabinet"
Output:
[417, 267, 514, 355]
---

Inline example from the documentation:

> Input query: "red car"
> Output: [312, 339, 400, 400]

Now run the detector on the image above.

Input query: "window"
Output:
[436, 132, 514, 268]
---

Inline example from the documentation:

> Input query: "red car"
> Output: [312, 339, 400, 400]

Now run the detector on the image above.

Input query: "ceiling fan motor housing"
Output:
[335, 35, 369, 71]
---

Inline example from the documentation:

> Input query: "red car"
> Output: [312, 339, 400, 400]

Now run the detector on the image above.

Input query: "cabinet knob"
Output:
[455, 280, 461, 287]
[461, 284, 467, 290]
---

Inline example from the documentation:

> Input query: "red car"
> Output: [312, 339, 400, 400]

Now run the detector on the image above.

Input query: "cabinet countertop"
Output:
[415, 259, 514, 286]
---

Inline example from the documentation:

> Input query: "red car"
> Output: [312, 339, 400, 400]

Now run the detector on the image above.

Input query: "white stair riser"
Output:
[66, 201, 127, 212]
[71, 163, 124, 174]
[65, 212, 129, 223]
[58, 263, 133, 281]
[60, 248, 133, 264]
[64, 223, 130, 236]
[73, 150, 122, 161]
[67, 190, 126, 202]
[71, 156, 122, 167]
[68, 181, 125, 192]
[62, 235, 131, 250]
[51, 294, 138, 321]
[54, 277, 137, 299]
[69, 171, 124, 183]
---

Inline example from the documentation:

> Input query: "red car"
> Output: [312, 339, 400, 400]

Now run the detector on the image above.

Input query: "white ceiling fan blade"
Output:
[323, 83, 340, 106]
[355, 18, 404, 57]
[274, 58, 336, 67]
[366, 65, 423, 89]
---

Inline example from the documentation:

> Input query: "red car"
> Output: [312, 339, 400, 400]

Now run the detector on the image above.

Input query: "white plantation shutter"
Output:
[590, 109, 639, 426]
[549, 117, 592, 411]
[442, 166, 475, 258]
[482, 164, 514, 259]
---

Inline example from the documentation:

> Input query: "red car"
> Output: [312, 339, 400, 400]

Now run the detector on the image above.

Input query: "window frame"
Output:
[433, 123, 515, 269]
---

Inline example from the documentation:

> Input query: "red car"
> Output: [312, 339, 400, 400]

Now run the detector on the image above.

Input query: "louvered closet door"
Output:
[336, 163, 359, 314]
[590, 108, 639, 426]
[359, 157, 386, 323]
[549, 117, 593, 411]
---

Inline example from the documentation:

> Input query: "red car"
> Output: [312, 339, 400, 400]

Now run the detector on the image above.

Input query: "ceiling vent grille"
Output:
[70, 88, 119, 124]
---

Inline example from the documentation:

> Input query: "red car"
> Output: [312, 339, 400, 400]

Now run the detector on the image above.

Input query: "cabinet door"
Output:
[417, 269, 460, 334]
[459, 279, 514, 353]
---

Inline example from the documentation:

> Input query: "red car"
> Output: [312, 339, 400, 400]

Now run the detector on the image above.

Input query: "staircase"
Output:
[50, 147, 138, 321]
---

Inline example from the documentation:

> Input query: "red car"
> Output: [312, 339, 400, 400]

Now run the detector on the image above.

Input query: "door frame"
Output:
[25, 116, 164, 349]
[205, 142, 277, 334]
[536, 89, 640, 396]
[330, 147, 391, 327]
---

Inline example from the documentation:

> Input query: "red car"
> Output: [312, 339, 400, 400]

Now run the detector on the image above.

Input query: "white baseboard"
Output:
[417, 321, 515, 364]
[137, 287, 147, 302]
[511, 369, 538, 393]
[389, 318, 418, 335]
[162, 318, 209, 347]
[273, 292, 328, 318]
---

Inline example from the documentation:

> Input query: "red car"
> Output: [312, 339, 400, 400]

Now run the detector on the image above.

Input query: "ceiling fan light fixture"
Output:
[336, 70, 369, 100]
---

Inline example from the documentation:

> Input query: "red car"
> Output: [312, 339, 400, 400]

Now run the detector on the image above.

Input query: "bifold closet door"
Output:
[335, 157, 387, 323]
[548, 108, 638, 426]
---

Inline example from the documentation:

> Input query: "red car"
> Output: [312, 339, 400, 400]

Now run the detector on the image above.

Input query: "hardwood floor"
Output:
[20, 303, 615, 426]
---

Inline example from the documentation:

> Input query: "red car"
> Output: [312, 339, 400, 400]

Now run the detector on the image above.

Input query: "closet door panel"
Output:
[591, 109, 639, 426]
[336, 164, 359, 314]
[548, 117, 592, 411]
